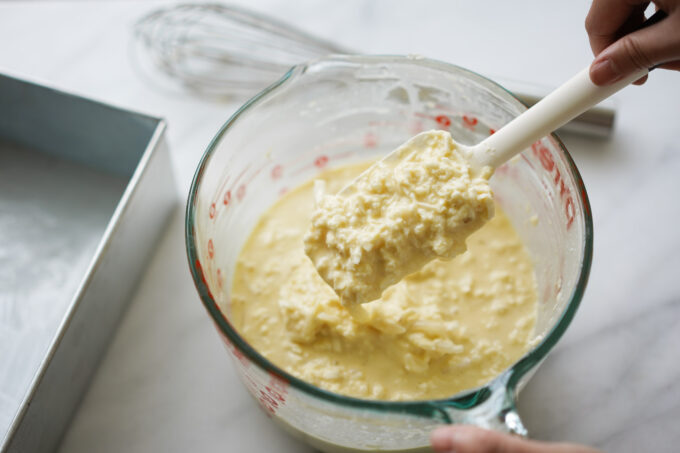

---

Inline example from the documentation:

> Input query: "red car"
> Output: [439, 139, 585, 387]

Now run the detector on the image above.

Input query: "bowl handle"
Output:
[434, 372, 528, 436]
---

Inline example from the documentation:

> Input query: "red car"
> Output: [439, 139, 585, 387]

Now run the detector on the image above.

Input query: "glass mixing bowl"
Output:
[186, 55, 592, 452]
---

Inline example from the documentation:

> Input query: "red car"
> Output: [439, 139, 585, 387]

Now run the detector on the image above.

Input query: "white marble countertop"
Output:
[1, 1, 679, 451]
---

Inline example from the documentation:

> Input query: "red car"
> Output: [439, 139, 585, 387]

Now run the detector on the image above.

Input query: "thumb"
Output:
[590, 11, 680, 85]
[430, 425, 602, 453]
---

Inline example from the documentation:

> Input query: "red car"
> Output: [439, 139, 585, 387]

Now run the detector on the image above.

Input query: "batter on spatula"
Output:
[304, 130, 494, 307]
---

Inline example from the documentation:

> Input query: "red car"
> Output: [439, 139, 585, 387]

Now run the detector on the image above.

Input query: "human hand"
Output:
[586, 0, 680, 85]
[430, 425, 602, 453]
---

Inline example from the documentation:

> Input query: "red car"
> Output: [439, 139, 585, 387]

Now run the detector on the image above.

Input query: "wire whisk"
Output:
[134, 3, 348, 98]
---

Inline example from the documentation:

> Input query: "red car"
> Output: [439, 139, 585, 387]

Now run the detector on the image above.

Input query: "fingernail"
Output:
[633, 74, 648, 85]
[590, 58, 623, 85]
[430, 427, 454, 452]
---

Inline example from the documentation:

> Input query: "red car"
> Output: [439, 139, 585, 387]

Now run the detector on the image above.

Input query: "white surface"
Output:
[0, 1, 679, 451]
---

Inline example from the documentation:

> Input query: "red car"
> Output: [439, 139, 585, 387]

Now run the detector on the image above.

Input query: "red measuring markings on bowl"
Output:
[258, 372, 288, 416]
[235, 368, 285, 417]
[435, 114, 451, 128]
[364, 132, 378, 148]
[252, 382, 278, 416]
[271, 164, 283, 180]
[314, 155, 329, 168]
[221, 165, 251, 208]
[236, 184, 247, 201]
[257, 389, 284, 416]
[531, 141, 576, 229]
[462, 115, 478, 130]
[211, 173, 233, 214]
[414, 112, 482, 133]
[267, 371, 288, 397]
[414, 112, 449, 130]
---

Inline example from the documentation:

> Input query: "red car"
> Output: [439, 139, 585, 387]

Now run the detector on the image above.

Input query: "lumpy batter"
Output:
[304, 131, 493, 306]
[231, 162, 537, 401]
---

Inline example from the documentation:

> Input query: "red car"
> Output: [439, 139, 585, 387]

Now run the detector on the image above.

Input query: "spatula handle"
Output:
[472, 65, 647, 169]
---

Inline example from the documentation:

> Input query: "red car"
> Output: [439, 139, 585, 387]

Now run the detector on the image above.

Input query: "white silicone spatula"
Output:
[460, 64, 649, 172]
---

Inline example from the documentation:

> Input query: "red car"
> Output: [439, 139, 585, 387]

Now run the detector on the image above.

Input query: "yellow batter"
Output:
[231, 162, 537, 401]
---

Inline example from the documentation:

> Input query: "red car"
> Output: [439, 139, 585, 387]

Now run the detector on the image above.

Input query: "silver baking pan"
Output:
[0, 73, 177, 452]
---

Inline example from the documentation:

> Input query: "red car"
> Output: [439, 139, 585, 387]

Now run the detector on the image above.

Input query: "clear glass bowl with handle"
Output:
[185, 55, 592, 452]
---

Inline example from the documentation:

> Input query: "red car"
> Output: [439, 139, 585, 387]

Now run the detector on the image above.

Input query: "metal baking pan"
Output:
[0, 73, 177, 452]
